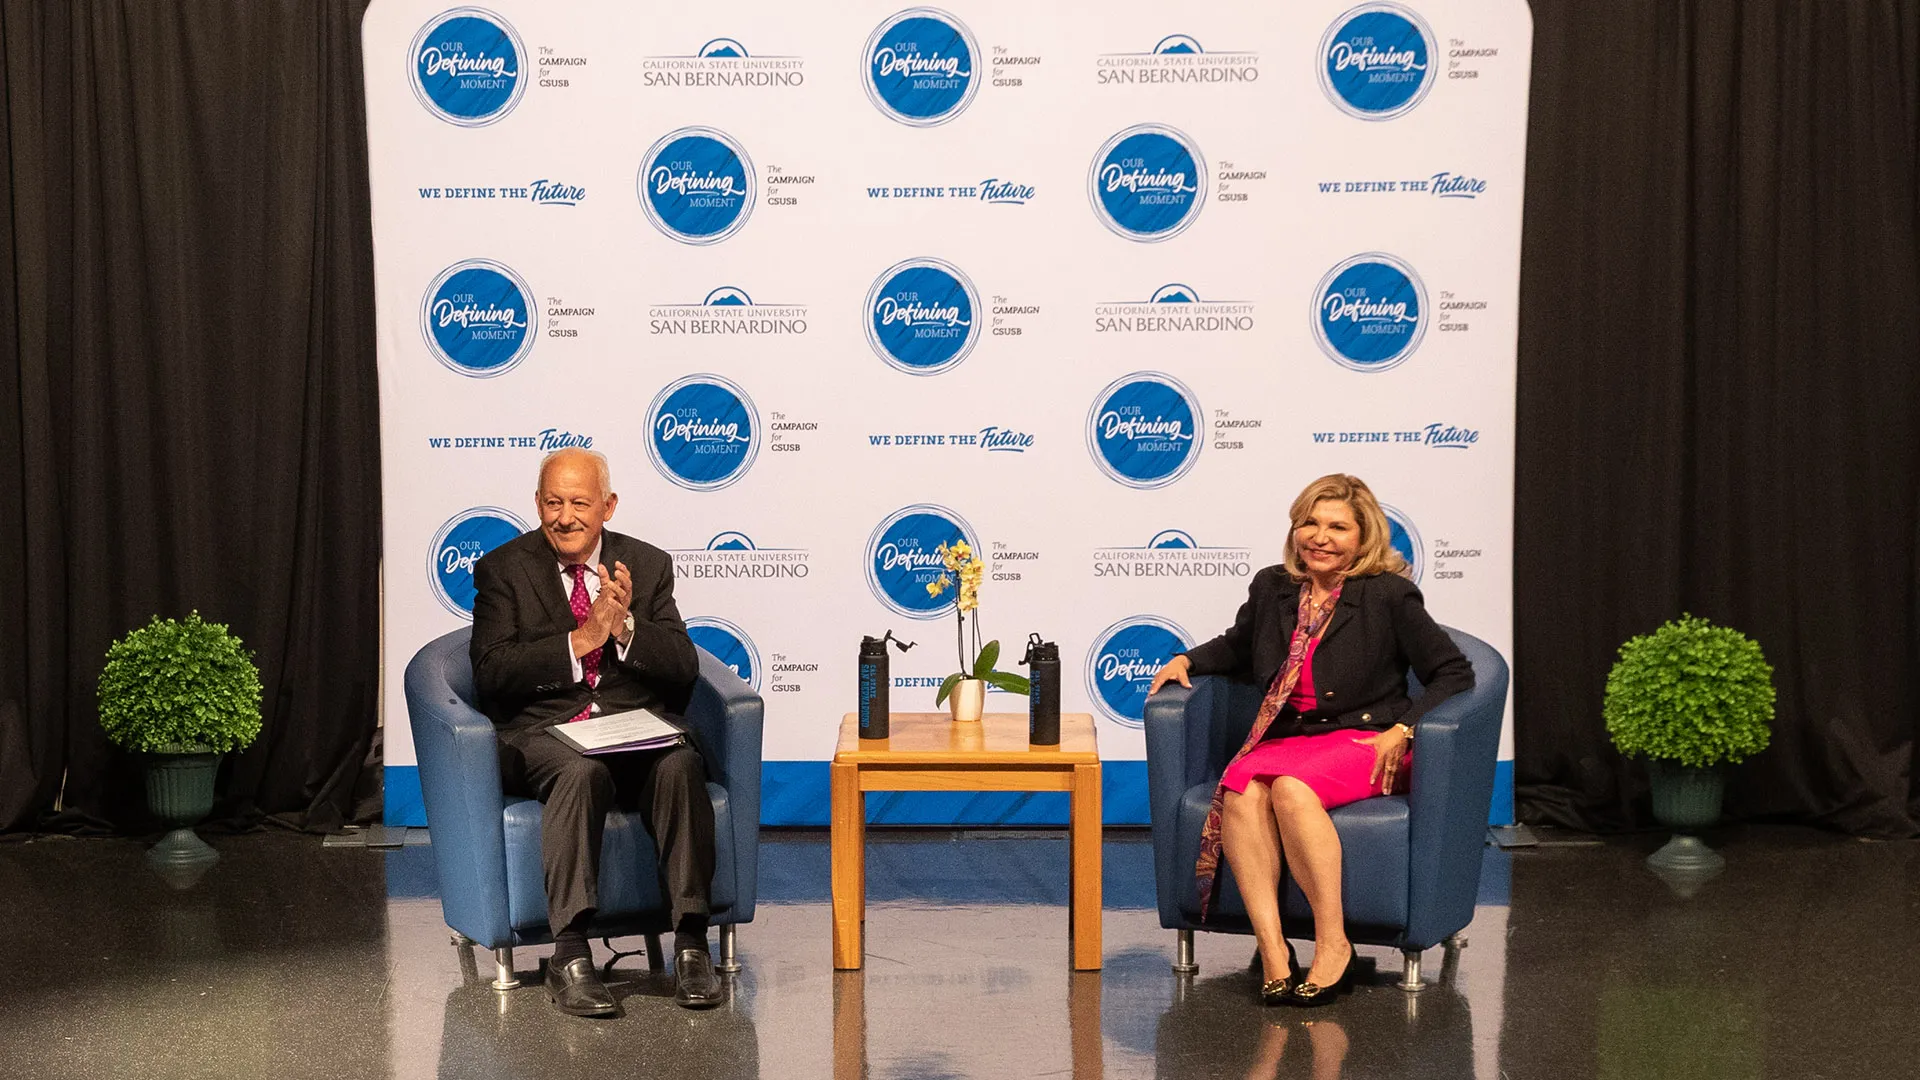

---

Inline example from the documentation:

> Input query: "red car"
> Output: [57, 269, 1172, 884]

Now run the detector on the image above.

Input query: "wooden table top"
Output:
[834, 712, 1099, 765]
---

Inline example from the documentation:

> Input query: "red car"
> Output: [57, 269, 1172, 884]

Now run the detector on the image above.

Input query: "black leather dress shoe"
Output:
[545, 956, 617, 1017]
[674, 947, 725, 1009]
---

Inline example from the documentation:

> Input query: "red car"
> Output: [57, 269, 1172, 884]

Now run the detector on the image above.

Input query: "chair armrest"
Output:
[686, 646, 764, 923]
[404, 643, 512, 948]
[1144, 683, 1197, 927]
[1144, 679, 1238, 928]
[1144, 683, 1194, 928]
[1404, 646, 1510, 950]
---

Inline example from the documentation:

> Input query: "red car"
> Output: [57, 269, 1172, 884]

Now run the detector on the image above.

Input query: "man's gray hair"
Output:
[537, 447, 612, 498]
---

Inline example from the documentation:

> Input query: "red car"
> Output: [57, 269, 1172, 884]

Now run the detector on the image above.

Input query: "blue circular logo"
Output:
[1086, 372, 1202, 489]
[1382, 503, 1425, 583]
[428, 507, 528, 617]
[1088, 124, 1207, 243]
[646, 374, 760, 491]
[1148, 529, 1196, 549]
[864, 8, 980, 127]
[686, 617, 761, 691]
[1311, 253, 1428, 372]
[1319, 3, 1437, 120]
[637, 127, 757, 246]
[865, 258, 980, 375]
[865, 504, 980, 619]
[419, 259, 537, 378]
[699, 38, 749, 58]
[408, 8, 527, 127]
[1154, 35, 1204, 55]
[1086, 616, 1193, 728]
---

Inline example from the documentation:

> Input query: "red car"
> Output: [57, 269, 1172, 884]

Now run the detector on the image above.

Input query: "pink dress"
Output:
[1220, 636, 1411, 809]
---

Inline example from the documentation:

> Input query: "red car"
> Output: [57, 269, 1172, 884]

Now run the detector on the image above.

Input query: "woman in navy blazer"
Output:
[1149, 474, 1472, 1006]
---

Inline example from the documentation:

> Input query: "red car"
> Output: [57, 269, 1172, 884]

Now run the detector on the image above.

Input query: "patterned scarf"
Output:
[1193, 578, 1343, 920]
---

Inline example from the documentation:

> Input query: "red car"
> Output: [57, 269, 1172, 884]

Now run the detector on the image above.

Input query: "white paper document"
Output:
[547, 708, 685, 756]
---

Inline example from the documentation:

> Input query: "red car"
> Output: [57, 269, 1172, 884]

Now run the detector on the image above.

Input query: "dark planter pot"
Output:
[143, 750, 222, 871]
[1644, 758, 1725, 875]
[1647, 759, 1725, 829]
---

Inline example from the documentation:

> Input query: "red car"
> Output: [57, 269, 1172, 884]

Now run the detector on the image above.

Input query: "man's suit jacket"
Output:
[469, 528, 699, 735]
[1181, 567, 1473, 735]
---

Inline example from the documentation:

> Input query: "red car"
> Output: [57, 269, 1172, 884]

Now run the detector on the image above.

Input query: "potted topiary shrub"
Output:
[1602, 614, 1774, 872]
[98, 612, 263, 868]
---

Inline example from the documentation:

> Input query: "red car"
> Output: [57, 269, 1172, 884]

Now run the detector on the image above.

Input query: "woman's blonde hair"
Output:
[1280, 473, 1410, 581]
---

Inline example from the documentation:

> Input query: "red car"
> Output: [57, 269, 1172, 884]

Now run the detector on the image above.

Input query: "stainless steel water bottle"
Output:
[1023, 633, 1061, 746]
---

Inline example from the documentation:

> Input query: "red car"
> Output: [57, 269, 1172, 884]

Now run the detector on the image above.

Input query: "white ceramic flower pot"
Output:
[948, 678, 985, 723]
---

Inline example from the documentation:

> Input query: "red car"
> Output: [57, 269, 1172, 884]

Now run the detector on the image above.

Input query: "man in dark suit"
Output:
[469, 447, 723, 1014]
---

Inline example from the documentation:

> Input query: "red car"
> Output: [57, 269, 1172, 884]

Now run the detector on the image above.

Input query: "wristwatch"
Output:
[622, 612, 636, 641]
[1394, 722, 1415, 742]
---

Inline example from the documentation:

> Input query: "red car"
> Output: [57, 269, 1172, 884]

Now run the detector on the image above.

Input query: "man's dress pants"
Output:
[497, 723, 716, 936]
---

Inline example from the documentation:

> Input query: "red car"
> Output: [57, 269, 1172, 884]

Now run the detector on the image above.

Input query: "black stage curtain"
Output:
[1514, 2, 1920, 835]
[0, 2, 380, 833]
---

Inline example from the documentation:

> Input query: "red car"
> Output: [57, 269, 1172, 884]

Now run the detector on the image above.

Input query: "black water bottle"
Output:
[859, 631, 914, 740]
[858, 636, 891, 739]
[1023, 633, 1061, 746]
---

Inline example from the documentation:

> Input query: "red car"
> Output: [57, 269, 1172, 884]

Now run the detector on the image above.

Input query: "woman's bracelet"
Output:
[1394, 722, 1414, 741]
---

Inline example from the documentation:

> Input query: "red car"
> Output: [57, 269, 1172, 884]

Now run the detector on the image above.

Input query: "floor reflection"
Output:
[434, 944, 762, 1080]
[831, 964, 1107, 1080]
[1153, 956, 1476, 1080]
[9, 826, 1916, 1079]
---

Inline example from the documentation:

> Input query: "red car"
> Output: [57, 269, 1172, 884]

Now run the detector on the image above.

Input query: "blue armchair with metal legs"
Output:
[403, 626, 763, 990]
[1144, 625, 1508, 990]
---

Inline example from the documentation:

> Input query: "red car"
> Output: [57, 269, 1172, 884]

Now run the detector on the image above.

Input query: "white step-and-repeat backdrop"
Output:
[364, 1, 1532, 825]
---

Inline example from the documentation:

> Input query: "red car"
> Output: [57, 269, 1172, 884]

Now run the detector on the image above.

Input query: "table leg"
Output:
[1070, 762, 1102, 970]
[832, 761, 865, 969]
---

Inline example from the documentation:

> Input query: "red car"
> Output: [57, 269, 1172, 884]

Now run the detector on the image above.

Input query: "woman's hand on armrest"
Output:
[1148, 655, 1192, 696]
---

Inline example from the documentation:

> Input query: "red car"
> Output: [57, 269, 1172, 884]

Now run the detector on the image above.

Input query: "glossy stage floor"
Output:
[2, 824, 1915, 1079]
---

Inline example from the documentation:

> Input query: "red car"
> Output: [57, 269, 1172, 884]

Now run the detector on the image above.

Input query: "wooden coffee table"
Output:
[831, 711, 1102, 970]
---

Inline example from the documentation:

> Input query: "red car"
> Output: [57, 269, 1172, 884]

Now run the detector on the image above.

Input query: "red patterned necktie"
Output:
[565, 564, 601, 722]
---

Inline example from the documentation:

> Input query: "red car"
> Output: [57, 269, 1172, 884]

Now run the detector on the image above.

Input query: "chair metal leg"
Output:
[716, 924, 741, 973]
[1173, 929, 1198, 975]
[450, 931, 475, 947]
[1397, 948, 1425, 992]
[644, 933, 665, 973]
[491, 947, 520, 991]
[1439, 934, 1465, 982]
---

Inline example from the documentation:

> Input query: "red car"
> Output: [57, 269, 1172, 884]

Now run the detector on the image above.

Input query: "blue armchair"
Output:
[1144, 625, 1508, 990]
[403, 626, 763, 989]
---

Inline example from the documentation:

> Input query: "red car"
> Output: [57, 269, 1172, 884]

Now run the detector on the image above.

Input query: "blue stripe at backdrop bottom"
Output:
[383, 760, 1514, 828]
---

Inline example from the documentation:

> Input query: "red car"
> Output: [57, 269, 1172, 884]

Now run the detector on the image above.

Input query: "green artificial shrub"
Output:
[1602, 614, 1774, 768]
[98, 612, 263, 753]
